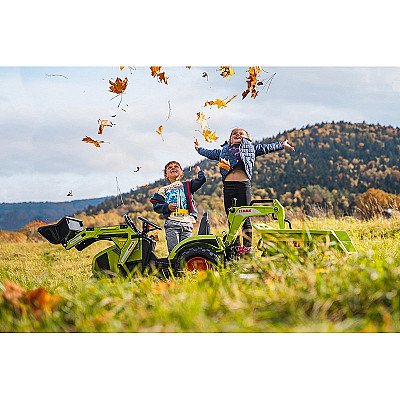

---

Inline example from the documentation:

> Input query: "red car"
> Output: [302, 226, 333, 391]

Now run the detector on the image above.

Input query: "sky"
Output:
[1, 66, 400, 203]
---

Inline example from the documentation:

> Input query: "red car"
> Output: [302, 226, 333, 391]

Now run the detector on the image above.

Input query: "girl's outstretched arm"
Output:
[254, 139, 295, 156]
[196, 145, 222, 161]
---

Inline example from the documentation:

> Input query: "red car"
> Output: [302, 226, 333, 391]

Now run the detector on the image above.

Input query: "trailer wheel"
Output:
[177, 247, 221, 271]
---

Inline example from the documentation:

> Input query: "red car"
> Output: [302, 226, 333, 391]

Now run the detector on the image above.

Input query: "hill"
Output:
[0, 197, 110, 231]
[81, 121, 400, 224]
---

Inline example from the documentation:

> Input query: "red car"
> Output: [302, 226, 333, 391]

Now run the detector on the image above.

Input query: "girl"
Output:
[195, 128, 295, 255]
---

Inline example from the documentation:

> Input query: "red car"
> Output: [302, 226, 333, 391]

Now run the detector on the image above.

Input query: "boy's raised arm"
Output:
[190, 165, 206, 193]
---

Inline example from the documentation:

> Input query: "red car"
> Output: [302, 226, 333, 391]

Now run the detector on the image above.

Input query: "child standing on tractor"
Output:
[195, 128, 295, 255]
[150, 161, 206, 253]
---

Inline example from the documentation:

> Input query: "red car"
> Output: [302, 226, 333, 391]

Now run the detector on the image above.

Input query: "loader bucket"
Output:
[253, 223, 356, 255]
[38, 216, 83, 245]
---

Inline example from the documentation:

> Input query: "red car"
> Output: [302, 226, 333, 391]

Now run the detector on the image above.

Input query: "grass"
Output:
[0, 216, 399, 332]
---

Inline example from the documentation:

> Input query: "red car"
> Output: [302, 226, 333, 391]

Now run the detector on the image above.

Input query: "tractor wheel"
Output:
[176, 247, 221, 272]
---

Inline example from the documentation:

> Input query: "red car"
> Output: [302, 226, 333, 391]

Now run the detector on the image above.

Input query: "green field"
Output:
[1, 216, 399, 332]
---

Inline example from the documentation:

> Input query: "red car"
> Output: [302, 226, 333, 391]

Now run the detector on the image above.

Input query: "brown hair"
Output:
[229, 128, 250, 144]
[164, 161, 184, 182]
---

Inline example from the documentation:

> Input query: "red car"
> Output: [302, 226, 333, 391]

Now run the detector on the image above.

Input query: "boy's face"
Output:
[165, 162, 183, 182]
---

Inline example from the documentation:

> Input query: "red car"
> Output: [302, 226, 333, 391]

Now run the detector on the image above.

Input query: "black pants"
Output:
[223, 181, 252, 247]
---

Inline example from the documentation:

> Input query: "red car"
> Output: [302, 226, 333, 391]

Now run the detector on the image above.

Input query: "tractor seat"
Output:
[197, 212, 210, 235]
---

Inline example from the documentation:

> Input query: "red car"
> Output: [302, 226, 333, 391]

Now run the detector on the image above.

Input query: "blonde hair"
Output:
[229, 128, 250, 144]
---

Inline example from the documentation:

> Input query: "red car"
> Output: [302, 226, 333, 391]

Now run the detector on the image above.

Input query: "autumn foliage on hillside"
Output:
[83, 121, 400, 221]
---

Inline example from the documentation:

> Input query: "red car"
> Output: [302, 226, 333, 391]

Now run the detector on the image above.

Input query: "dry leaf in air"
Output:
[218, 158, 231, 171]
[202, 128, 218, 143]
[218, 66, 235, 78]
[196, 112, 209, 130]
[109, 77, 128, 94]
[150, 66, 169, 84]
[97, 119, 113, 135]
[242, 66, 262, 99]
[204, 95, 237, 109]
[82, 136, 108, 148]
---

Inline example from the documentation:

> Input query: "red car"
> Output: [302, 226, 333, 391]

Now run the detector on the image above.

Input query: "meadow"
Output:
[0, 216, 399, 332]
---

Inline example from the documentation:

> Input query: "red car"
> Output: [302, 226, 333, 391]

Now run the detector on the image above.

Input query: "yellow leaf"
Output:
[218, 66, 235, 78]
[196, 111, 209, 130]
[202, 128, 218, 143]
[218, 158, 231, 170]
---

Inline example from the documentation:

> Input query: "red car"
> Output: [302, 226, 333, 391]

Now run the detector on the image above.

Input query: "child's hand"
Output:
[282, 139, 295, 151]
[194, 165, 201, 174]
[168, 203, 177, 212]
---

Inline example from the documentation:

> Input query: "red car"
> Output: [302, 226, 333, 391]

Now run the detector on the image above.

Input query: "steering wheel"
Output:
[123, 214, 141, 234]
[137, 216, 162, 231]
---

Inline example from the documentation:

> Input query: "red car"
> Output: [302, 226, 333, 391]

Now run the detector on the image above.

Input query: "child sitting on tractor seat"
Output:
[150, 161, 206, 253]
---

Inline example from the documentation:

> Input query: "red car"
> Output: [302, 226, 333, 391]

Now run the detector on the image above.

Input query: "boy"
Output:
[150, 161, 206, 253]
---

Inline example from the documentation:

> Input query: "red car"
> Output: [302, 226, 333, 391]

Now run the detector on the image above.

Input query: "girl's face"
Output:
[230, 129, 248, 145]
[165, 162, 183, 182]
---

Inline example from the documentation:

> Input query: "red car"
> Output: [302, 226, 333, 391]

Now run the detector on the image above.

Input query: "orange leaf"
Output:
[82, 136, 108, 148]
[218, 66, 235, 78]
[194, 138, 199, 147]
[109, 77, 128, 94]
[218, 158, 231, 171]
[97, 119, 113, 135]
[243, 66, 262, 99]
[150, 66, 169, 84]
[119, 66, 125, 70]
[137, 184, 149, 189]
[156, 125, 163, 136]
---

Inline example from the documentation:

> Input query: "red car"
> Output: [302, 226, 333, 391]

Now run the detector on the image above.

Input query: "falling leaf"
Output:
[67, 190, 73, 197]
[242, 66, 262, 99]
[202, 72, 209, 80]
[194, 138, 199, 147]
[156, 125, 163, 136]
[109, 77, 128, 94]
[111, 114, 116, 118]
[204, 95, 237, 109]
[97, 119, 113, 135]
[218, 158, 231, 171]
[150, 66, 169, 84]
[119, 66, 125, 70]
[196, 111, 209, 130]
[137, 184, 149, 189]
[202, 128, 218, 143]
[133, 166, 142, 173]
[218, 66, 235, 78]
[185, 66, 192, 69]
[82, 136, 108, 148]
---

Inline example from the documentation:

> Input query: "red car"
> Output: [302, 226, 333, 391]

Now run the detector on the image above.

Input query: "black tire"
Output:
[176, 246, 222, 272]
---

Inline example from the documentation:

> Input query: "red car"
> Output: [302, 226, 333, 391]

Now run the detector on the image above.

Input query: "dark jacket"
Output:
[150, 170, 206, 220]
[197, 137, 284, 181]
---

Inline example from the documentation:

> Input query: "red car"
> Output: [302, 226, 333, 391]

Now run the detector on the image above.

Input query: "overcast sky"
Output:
[1, 66, 400, 203]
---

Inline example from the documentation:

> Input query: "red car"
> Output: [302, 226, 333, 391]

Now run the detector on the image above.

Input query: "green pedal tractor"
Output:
[38, 199, 356, 278]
